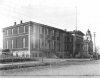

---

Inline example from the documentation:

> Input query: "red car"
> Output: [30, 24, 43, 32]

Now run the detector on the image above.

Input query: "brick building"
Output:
[2, 21, 73, 58]
[69, 30, 84, 58]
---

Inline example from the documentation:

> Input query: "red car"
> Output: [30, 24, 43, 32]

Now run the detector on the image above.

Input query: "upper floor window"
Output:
[52, 41, 54, 49]
[39, 39, 42, 49]
[33, 38, 36, 48]
[67, 37, 69, 42]
[6, 40, 8, 49]
[67, 45, 69, 50]
[69, 37, 72, 42]
[47, 28, 49, 35]
[24, 26, 25, 33]
[11, 28, 13, 35]
[45, 28, 49, 35]
[33, 26, 36, 33]
[57, 42, 59, 50]
[45, 40, 49, 50]
[22, 38, 25, 48]
[17, 27, 19, 34]
[6, 30, 8, 36]
[39, 27, 42, 34]
[57, 31, 59, 37]
[52, 30, 54, 36]
[11, 40, 13, 49]
[64, 36, 67, 42]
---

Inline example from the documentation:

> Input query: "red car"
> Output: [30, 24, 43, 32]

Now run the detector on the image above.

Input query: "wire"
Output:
[0, 3, 75, 30]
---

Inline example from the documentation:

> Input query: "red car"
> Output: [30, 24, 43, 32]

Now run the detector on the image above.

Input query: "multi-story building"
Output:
[69, 30, 84, 58]
[2, 21, 73, 58]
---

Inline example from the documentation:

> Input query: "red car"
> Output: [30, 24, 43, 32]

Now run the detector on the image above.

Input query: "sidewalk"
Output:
[0, 58, 91, 69]
[0, 61, 40, 67]
[38, 58, 91, 62]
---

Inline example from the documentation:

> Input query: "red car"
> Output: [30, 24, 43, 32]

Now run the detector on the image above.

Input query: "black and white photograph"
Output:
[0, 0, 100, 78]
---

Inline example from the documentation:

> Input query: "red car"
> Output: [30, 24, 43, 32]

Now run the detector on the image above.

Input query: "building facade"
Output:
[83, 29, 93, 57]
[70, 30, 84, 58]
[3, 21, 74, 58]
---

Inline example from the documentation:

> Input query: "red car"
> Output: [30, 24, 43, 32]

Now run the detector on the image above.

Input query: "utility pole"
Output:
[93, 32, 96, 53]
[93, 32, 98, 59]
[76, 6, 77, 31]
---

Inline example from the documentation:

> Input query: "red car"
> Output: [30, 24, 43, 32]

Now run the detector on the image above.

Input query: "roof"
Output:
[2, 21, 31, 30]
[86, 29, 92, 36]
[68, 30, 84, 36]
[2, 21, 65, 32]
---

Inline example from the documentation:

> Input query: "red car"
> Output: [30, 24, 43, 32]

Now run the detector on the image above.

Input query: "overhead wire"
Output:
[0, 3, 75, 30]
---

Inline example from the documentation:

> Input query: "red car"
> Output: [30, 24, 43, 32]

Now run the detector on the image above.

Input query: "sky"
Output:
[0, 0, 100, 52]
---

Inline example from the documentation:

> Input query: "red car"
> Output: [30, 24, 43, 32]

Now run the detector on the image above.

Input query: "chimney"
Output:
[14, 22, 16, 25]
[64, 29, 67, 31]
[20, 20, 23, 24]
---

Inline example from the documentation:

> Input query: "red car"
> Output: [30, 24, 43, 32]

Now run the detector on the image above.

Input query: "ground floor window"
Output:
[32, 53, 39, 57]
[39, 53, 42, 57]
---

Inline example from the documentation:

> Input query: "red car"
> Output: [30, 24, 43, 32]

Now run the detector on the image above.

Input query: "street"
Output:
[0, 59, 100, 78]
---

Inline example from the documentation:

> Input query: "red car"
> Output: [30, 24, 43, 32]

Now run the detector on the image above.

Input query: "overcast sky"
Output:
[0, 0, 100, 52]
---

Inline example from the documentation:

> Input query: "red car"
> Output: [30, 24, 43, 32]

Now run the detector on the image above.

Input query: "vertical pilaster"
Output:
[44, 28, 45, 56]
[28, 26, 31, 57]
[73, 34, 76, 57]
[38, 26, 40, 57]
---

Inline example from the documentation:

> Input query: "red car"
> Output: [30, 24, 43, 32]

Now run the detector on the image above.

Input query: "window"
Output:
[11, 28, 13, 35]
[57, 31, 59, 37]
[39, 53, 42, 57]
[67, 45, 69, 50]
[33, 38, 36, 48]
[35, 53, 37, 57]
[24, 26, 25, 33]
[67, 37, 69, 42]
[39, 39, 42, 49]
[57, 41, 60, 51]
[39, 27, 42, 34]
[16, 39, 18, 48]
[65, 36, 67, 42]
[44, 40, 45, 49]
[69, 37, 72, 42]
[22, 38, 25, 48]
[64, 44, 66, 51]
[22, 52, 25, 57]
[11, 40, 13, 49]
[57, 42, 58, 49]
[52, 41, 54, 49]
[6, 30, 8, 36]
[59, 42, 60, 51]
[52, 30, 54, 36]
[45, 40, 49, 49]
[43, 28, 45, 36]
[33, 26, 36, 33]
[45, 28, 49, 35]
[17, 27, 19, 34]
[6, 40, 8, 49]
[16, 53, 18, 57]
[47, 28, 49, 35]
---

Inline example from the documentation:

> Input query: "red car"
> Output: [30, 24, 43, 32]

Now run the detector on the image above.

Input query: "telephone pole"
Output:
[76, 6, 77, 31]
[93, 32, 98, 59]
[93, 32, 96, 53]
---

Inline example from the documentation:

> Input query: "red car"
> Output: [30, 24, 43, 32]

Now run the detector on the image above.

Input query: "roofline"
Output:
[2, 21, 66, 32]
[2, 21, 32, 30]
[2, 21, 83, 35]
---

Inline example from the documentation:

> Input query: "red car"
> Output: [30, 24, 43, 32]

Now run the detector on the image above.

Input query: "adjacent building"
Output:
[69, 30, 84, 58]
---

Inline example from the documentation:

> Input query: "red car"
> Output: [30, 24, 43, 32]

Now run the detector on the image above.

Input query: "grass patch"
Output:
[0, 57, 37, 64]
[0, 63, 50, 70]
